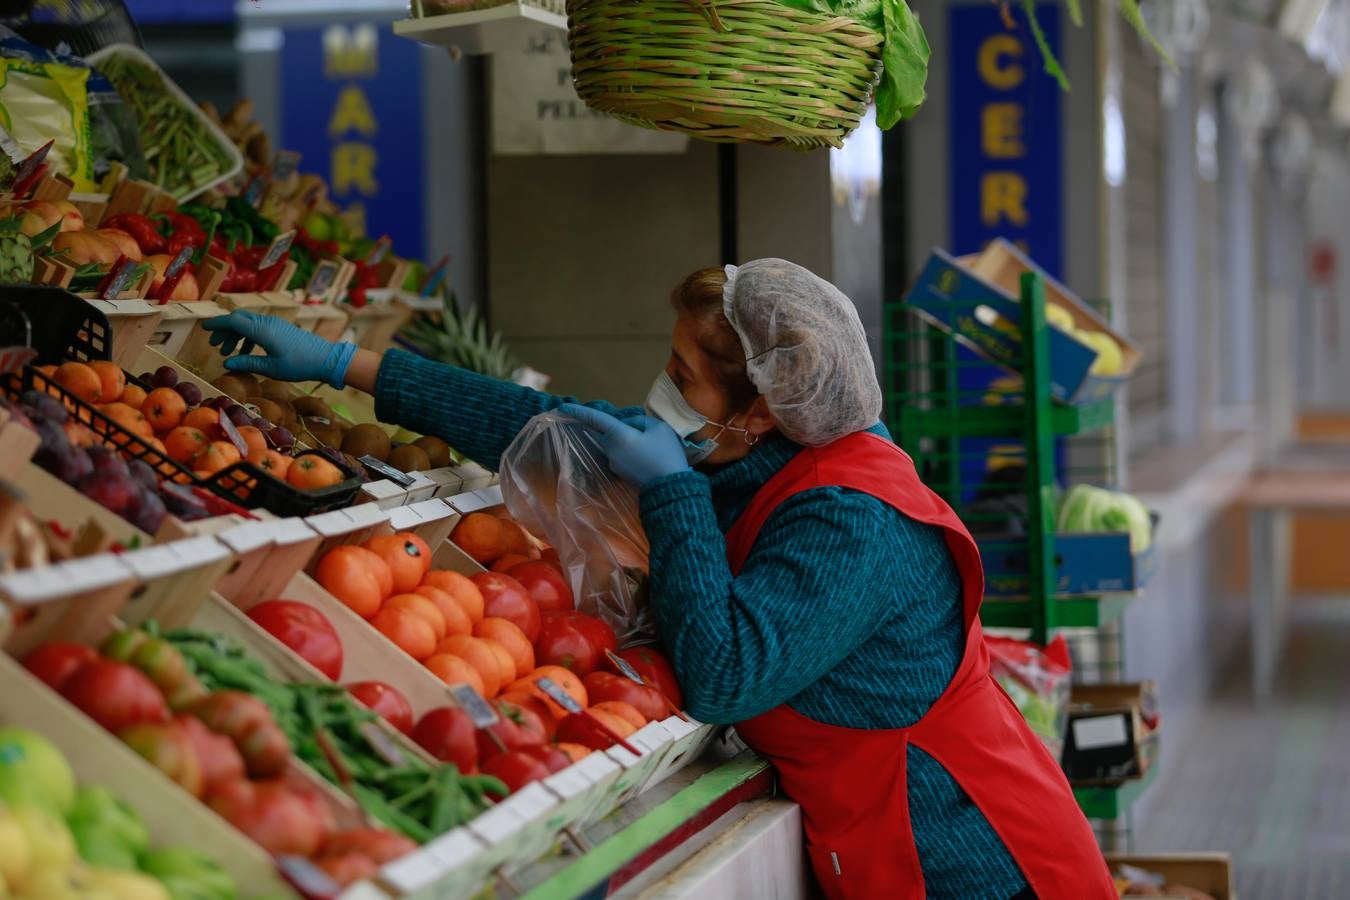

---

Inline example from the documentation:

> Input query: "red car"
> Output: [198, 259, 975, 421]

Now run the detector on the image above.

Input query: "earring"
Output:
[745, 431, 760, 446]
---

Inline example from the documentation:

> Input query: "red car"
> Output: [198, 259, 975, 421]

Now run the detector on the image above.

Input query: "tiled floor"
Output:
[1137, 598, 1350, 898]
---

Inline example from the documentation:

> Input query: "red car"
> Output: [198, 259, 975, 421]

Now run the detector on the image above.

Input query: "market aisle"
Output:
[1138, 597, 1350, 898]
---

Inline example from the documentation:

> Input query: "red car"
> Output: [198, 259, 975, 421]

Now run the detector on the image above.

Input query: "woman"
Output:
[205, 259, 1112, 899]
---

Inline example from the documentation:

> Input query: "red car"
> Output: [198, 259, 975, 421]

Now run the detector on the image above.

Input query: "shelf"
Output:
[393, 2, 567, 55]
[896, 396, 1115, 439]
[1073, 761, 1158, 820]
[980, 593, 1134, 631]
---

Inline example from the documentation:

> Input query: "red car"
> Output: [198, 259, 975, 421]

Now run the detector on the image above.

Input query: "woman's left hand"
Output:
[560, 403, 690, 488]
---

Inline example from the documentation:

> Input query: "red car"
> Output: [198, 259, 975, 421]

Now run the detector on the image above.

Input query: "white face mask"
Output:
[645, 372, 751, 465]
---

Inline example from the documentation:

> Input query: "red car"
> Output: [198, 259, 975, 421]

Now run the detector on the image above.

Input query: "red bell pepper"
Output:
[102, 213, 166, 255]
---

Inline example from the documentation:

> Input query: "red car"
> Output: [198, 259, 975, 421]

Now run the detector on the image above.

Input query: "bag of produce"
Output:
[0, 27, 96, 188]
[499, 410, 653, 646]
[986, 633, 1072, 761]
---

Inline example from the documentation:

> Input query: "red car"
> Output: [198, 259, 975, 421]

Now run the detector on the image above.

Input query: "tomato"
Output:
[411, 707, 477, 773]
[236, 720, 291, 779]
[479, 751, 551, 799]
[472, 573, 541, 643]
[523, 744, 571, 774]
[247, 600, 344, 680]
[188, 691, 273, 741]
[475, 699, 547, 761]
[533, 614, 602, 677]
[316, 851, 379, 887]
[175, 714, 244, 790]
[506, 561, 574, 614]
[128, 638, 190, 694]
[583, 672, 666, 723]
[556, 710, 636, 750]
[614, 646, 684, 709]
[498, 692, 557, 741]
[119, 722, 204, 798]
[560, 612, 618, 659]
[205, 778, 328, 857]
[321, 828, 418, 865]
[345, 682, 414, 735]
[23, 642, 97, 691]
[61, 660, 169, 733]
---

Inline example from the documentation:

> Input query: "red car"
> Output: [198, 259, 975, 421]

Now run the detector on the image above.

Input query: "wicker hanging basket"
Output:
[566, 0, 884, 150]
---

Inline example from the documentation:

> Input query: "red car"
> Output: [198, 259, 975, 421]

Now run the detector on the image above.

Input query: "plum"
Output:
[49, 446, 93, 483]
[33, 417, 69, 457]
[87, 445, 130, 479]
[78, 469, 136, 515]
[251, 416, 272, 430]
[159, 484, 208, 521]
[226, 405, 250, 426]
[128, 458, 158, 493]
[174, 382, 203, 406]
[127, 488, 167, 533]
[21, 390, 69, 424]
[153, 366, 179, 388]
[206, 396, 233, 412]
[267, 426, 294, 451]
[138, 371, 153, 383]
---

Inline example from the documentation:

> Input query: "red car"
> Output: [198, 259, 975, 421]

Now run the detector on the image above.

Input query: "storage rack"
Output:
[885, 270, 1151, 849]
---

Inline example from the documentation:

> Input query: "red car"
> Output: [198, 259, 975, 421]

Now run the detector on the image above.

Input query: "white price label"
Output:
[535, 677, 583, 714]
[449, 683, 499, 728]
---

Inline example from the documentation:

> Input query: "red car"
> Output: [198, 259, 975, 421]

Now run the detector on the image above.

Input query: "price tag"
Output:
[242, 173, 269, 207]
[449, 683, 500, 728]
[0, 347, 36, 375]
[605, 650, 644, 685]
[216, 410, 249, 459]
[419, 254, 450, 297]
[11, 140, 53, 194]
[276, 855, 340, 897]
[272, 149, 302, 181]
[0, 125, 21, 163]
[535, 677, 583, 714]
[359, 454, 416, 487]
[165, 245, 195, 278]
[98, 258, 139, 300]
[306, 259, 339, 298]
[365, 236, 392, 266]
[260, 230, 295, 270]
[358, 721, 408, 766]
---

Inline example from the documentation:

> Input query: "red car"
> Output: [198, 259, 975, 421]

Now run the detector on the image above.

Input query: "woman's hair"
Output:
[670, 268, 760, 411]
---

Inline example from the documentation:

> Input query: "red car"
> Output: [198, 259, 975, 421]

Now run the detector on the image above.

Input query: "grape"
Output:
[226, 405, 250, 426]
[137, 372, 153, 384]
[251, 416, 272, 429]
[207, 396, 233, 412]
[174, 382, 203, 406]
[153, 366, 179, 388]
[268, 426, 294, 451]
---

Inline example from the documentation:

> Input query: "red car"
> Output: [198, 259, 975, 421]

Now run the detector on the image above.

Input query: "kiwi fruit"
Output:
[251, 398, 286, 427]
[412, 435, 451, 469]
[389, 444, 431, 473]
[213, 374, 250, 402]
[275, 400, 300, 428]
[259, 379, 295, 403]
[342, 423, 392, 461]
[231, 372, 260, 396]
[302, 418, 344, 448]
[293, 396, 333, 420]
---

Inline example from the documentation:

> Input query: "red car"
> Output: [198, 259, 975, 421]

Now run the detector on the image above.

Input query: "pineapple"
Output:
[0, 217, 34, 285]
[400, 292, 521, 380]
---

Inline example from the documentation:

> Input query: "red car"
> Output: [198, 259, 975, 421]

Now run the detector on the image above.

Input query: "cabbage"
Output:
[1057, 484, 1152, 552]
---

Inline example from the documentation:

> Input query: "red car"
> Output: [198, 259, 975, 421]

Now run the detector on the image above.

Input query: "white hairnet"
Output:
[722, 258, 882, 447]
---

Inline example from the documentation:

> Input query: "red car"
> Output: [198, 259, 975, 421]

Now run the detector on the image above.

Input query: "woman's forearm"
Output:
[343, 348, 383, 395]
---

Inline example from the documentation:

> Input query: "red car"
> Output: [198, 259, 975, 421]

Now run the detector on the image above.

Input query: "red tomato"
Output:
[553, 611, 618, 659]
[475, 699, 547, 761]
[247, 600, 344, 680]
[411, 707, 477, 773]
[205, 778, 328, 857]
[345, 681, 414, 735]
[533, 614, 603, 677]
[583, 671, 667, 723]
[175, 714, 245, 789]
[479, 751, 551, 799]
[316, 852, 379, 887]
[614, 646, 684, 709]
[61, 660, 169, 732]
[321, 828, 418, 865]
[506, 561, 574, 614]
[498, 692, 557, 741]
[23, 642, 98, 691]
[472, 573, 541, 643]
[523, 743, 571, 774]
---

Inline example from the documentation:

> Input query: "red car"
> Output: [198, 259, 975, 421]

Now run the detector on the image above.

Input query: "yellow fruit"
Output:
[86, 868, 171, 900]
[1045, 303, 1075, 332]
[10, 806, 74, 881]
[0, 809, 31, 889]
[1078, 330, 1124, 376]
[13, 866, 111, 900]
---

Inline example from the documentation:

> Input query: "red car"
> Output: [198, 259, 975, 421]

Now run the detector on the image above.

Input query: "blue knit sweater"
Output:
[374, 350, 1028, 898]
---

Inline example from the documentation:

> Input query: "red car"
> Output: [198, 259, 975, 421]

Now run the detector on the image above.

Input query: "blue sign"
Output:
[947, 4, 1065, 500]
[125, 0, 234, 23]
[279, 22, 425, 261]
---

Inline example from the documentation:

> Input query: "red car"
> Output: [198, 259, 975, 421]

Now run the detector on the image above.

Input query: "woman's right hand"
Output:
[202, 310, 357, 389]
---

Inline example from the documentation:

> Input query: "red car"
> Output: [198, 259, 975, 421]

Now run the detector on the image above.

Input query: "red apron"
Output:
[727, 432, 1114, 900]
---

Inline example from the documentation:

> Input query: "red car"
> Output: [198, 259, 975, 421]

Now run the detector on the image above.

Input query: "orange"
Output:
[183, 406, 220, 435]
[63, 420, 97, 449]
[411, 584, 473, 638]
[237, 425, 268, 458]
[432, 635, 503, 698]
[54, 362, 102, 403]
[474, 618, 534, 678]
[483, 638, 517, 683]
[99, 402, 154, 439]
[119, 383, 147, 411]
[449, 513, 506, 565]
[287, 455, 344, 490]
[490, 553, 531, 574]
[499, 519, 534, 557]
[421, 570, 484, 624]
[587, 708, 637, 740]
[507, 665, 587, 720]
[88, 361, 125, 404]
[371, 607, 437, 661]
[163, 426, 208, 464]
[315, 545, 390, 618]
[555, 742, 592, 763]
[142, 387, 186, 433]
[382, 593, 448, 641]
[423, 654, 485, 696]
[194, 441, 241, 476]
[249, 447, 292, 480]
[364, 533, 432, 594]
[590, 700, 646, 730]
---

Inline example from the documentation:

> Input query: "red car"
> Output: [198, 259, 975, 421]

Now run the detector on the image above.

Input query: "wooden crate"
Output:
[1107, 853, 1234, 900]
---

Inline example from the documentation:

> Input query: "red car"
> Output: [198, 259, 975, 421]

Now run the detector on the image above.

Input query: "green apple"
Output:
[0, 729, 76, 814]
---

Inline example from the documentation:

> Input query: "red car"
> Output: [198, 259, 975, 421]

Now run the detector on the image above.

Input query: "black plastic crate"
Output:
[0, 286, 111, 365]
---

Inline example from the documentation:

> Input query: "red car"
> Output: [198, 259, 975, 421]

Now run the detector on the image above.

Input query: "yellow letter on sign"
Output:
[329, 85, 377, 138]
[978, 35, 1025, 90]
[332, 143, 379, 196]
[982, 103, 1026, 158]
[981, 173, 1029, 227]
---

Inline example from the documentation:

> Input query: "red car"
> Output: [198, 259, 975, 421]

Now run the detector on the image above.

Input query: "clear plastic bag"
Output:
[986, 634, 1072, 761]
[499, 410, 654, 645]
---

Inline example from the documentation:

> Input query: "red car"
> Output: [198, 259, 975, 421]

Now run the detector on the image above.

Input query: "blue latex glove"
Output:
[560, 403, 690, 488]
[202, 310, 357, 389]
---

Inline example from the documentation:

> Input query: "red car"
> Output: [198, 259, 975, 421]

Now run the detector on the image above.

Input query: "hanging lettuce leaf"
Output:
[771, 0, 931, 129]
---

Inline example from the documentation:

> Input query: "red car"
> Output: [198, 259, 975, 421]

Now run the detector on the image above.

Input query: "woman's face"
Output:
[665, 316, 773, 465]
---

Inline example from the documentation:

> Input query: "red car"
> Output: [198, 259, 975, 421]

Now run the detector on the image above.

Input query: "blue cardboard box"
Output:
[904, 241, 1140, 405]
[979, 531, 1157, 598]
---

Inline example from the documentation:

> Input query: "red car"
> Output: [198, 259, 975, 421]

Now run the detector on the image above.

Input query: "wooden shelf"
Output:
[394, 3, 567, 55]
